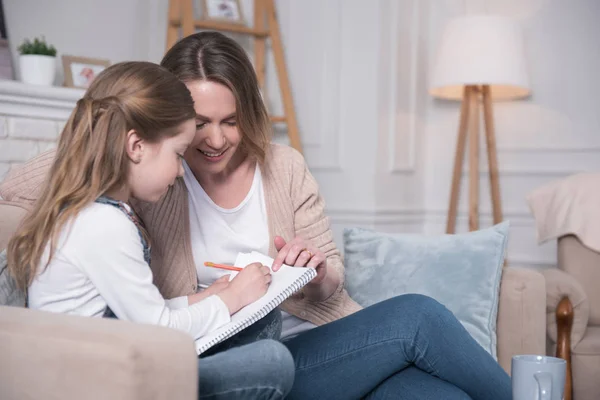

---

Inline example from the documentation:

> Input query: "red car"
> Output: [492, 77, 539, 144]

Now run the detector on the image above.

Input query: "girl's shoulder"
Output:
[49, 202, 147, 277]
[62, 202, 139, 248]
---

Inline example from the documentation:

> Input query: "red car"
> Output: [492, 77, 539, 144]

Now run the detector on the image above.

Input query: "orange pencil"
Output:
[204, 261, 243, 272]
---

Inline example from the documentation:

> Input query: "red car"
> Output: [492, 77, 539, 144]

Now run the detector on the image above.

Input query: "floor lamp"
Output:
[429, 15, 530, 234]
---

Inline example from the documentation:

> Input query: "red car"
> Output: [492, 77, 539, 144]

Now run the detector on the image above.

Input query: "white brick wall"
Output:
[8, 118, 59, 141]
[0, 116, 62, 181]
[0, 81, 81, 184]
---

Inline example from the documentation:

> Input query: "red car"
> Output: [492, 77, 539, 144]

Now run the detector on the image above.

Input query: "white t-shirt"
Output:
[183, 161, 316, 339]
[28, 202, 231, 340]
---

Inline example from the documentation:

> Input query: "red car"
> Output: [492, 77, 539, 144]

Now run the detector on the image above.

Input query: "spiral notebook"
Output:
[194, 251, 317, 355]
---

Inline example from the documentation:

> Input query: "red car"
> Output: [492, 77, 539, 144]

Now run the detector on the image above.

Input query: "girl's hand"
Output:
[187, 275, 231, 305]
[204, 275, 231, 296]
[272, 236, 327, 285]
[218, 262, 271, 314]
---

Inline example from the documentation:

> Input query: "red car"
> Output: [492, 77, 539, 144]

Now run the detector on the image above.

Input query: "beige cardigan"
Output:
[0, 143, 361, 325]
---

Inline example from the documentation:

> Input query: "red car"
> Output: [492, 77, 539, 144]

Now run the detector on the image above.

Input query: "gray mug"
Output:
[512, 355, 566, 400]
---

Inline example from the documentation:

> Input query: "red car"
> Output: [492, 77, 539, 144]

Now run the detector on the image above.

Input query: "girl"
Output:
[6, 61, 294, 400]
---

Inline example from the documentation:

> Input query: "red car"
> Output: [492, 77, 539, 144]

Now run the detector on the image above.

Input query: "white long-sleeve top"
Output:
[28, 202, 231, 340]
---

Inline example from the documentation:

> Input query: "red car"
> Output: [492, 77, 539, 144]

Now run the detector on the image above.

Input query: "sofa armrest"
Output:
[542, 268, 589, 348]
[0, 306, 197, 400]
[497, 267, 546, 375]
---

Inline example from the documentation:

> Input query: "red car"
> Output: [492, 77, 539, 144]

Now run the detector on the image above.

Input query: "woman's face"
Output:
[183, 80, 242, 177]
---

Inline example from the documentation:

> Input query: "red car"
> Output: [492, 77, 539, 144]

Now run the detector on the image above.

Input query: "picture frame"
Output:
[200, 0, 245, 24]
[62, 55, 110, 89]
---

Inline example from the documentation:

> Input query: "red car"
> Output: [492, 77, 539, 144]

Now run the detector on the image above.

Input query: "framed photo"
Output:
[62, 55, 110, 89]
[201, 0, 244, 24]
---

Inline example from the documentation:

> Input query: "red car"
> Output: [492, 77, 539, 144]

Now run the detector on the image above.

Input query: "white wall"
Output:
[272, 0, 429, 248]
[2, 0, 168, 83]
[0, 0, 166, 177]
[1, 0, 597, 269]
[278, 0, 600, 268]
[423, 0, 600, 268]
[0, 114, 63, 177]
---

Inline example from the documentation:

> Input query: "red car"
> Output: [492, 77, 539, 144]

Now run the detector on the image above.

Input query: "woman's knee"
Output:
[385, 293, 454, 322]
[400, 293, 446, 311]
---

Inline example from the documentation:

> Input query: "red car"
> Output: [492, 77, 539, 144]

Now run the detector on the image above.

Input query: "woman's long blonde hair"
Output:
[7, 61, 195, 290]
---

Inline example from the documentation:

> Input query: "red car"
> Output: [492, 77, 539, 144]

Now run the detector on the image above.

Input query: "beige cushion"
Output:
[527, 173, 600, 253]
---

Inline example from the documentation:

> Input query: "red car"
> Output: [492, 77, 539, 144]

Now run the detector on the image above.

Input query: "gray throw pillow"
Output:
[0, 249, 26, 307]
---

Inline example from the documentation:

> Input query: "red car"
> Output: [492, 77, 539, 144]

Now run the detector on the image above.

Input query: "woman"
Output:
[1, 33, 511, 399]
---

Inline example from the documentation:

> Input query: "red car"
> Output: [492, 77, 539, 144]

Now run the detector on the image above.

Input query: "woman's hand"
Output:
[272, 236, 327, 285]
[218, 263, 272, 314]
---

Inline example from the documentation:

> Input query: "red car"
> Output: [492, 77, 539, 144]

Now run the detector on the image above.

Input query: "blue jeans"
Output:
[283, 294, 511, 400]
[197, 339, 295, 400]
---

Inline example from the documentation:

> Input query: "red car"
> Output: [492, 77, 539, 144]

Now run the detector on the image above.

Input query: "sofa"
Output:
[0, 195, 549, 398]
[528, 173, 600, 400]
[543, 235, 599, 400]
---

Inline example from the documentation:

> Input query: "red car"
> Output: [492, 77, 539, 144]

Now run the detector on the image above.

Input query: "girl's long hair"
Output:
[7, 61, 195, 290]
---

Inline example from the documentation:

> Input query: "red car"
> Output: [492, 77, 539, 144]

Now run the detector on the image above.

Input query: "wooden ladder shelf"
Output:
[167, 0, 303, 154]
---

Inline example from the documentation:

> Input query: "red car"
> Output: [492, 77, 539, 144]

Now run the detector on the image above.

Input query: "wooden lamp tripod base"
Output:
[446, 85, 503, 234]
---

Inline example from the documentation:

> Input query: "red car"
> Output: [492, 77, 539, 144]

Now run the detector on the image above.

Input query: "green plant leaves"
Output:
[18, 36, 56, 56]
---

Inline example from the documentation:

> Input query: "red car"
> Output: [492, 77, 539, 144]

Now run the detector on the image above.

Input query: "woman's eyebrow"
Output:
[195, 112, 236, 120]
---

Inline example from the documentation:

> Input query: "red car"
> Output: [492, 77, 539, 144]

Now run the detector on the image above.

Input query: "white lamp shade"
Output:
[430, 15, 530, 101]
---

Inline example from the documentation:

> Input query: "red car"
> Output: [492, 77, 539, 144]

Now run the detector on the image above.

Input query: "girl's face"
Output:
[128, 119, 196, 203]
[183, 80, 243, 178]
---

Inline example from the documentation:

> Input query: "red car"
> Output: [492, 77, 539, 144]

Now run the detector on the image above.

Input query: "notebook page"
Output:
[194, 251, 316, 354]
[227, 252, 308, 324]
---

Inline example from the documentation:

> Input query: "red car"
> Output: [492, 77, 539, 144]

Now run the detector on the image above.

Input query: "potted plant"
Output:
[17, 36, 57, 86]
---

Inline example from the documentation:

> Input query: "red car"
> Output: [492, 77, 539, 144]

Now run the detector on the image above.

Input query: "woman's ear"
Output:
[125, 129, 143, 164]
